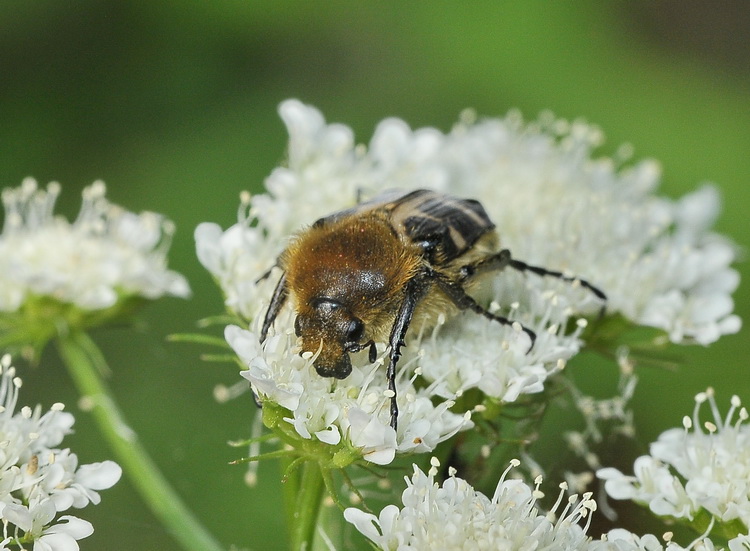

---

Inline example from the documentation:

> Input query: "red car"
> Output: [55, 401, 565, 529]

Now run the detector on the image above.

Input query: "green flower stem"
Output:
[288, 461, 325, 551]
[313, 492, 345, 551]
[281, 455, 301, 546]
[57, 331, 224, 551]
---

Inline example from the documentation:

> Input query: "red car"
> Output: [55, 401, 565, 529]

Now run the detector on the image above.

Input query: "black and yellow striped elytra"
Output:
[259, 189, 606, 431]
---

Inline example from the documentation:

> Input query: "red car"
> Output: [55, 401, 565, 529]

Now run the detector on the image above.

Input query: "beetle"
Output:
[260, 189, 606, 431]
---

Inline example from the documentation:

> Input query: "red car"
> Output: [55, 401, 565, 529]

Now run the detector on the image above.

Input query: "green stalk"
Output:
[56, 331, 224, 551]
[288, 461, 325, 551]
[281, 454, 301, 546]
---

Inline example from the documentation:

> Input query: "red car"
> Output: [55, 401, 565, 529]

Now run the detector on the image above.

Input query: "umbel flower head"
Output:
[196, 100, 739, 465]
[592, 529, 723, 551]
[0, 354, 121, 549]
[599, 389, 750, 540]
[0, 178, 190, 357]
[344, 459, 727, 551]
[344, 457, 598, 550]
[225, 323, 469, 466]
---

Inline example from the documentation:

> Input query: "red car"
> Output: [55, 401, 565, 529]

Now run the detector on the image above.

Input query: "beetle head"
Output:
[295, 298, 365, 379]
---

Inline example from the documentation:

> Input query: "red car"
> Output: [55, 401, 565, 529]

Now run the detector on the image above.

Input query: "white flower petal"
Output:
[75, 461, 122, 491]
[43, 515, 94, 540]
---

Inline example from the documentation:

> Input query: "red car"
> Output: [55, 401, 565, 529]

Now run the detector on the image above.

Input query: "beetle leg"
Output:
[458, 249, 512, 282]
[460, 249, 607, 316]
[385, 275, 430, 431]
[434, 272, 536, 351]
[260, 272, 289, 342]
[368, 341, 378, 363]
[508, 258, 607, 306]
[508, 258, 607, 318]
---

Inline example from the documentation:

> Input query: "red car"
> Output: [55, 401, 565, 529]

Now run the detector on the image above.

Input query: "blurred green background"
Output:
[1, 2, 748, 549]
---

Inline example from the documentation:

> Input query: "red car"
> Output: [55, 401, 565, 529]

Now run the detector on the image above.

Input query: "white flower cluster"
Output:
[0, 178, 190, 313]
[344, 457, 597, 550]
[196, 100, 739, 463]
[233, 100, 738, 345]
[418, 304, 587, 402]
[226, 324, 469, 465]
[0, 355, 121, 550]
[592, 529, 722, 551]
[344, 458, 727, 551]
[599, 389, 750, 534]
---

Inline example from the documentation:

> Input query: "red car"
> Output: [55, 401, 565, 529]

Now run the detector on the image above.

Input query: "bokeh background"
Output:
[1, 2, 748, 549]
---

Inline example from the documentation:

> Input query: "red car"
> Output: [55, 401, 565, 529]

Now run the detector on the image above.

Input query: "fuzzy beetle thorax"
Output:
[281, 214, 421, 377]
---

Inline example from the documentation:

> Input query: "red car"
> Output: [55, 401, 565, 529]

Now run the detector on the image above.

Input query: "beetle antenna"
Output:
[255, 263, 279, 284]
[260, 272, 289, 342]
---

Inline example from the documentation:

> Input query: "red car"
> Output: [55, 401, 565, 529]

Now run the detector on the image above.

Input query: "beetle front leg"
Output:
[385, 275, 430, 431]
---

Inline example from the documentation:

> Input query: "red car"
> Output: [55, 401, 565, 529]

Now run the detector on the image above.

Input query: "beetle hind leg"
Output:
[507, 258, 607, 317]
[508, 258, 606, 301]
[460, 249, 607, 315]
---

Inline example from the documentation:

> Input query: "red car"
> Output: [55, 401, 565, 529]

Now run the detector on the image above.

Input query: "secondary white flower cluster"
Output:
[344, 458, 727, 551]
[592, 529, 722, 551]
[599, 389, 750, 536]
[196, 100, 739, 463]
[0, 178, 190, 313]
[0, 354, 121, 550]
[344, 458, 596, 550]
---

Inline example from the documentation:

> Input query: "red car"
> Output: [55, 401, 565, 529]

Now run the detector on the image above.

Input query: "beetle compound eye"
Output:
[346, 318, 364, 343]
